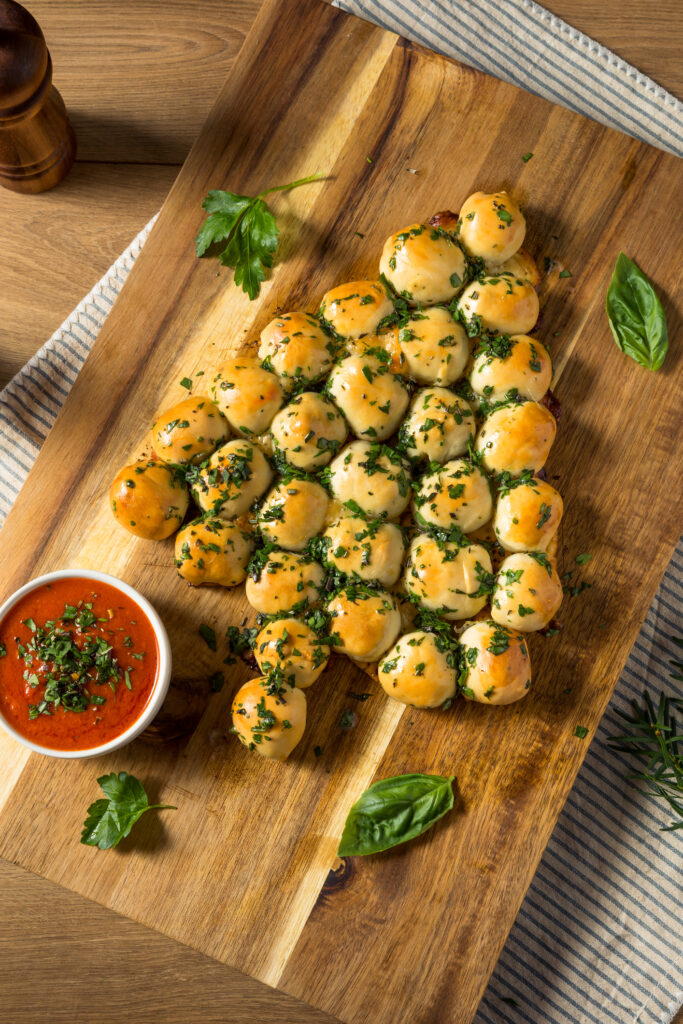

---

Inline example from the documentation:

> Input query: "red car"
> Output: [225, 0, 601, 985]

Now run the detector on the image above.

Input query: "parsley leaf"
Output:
[199, 623, 217, 651]
[196, 174, 324, 300]
[80, 772, 176, 850]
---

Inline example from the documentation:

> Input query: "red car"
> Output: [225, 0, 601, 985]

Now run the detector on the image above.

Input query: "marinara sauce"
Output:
[0, 577, 158, 751]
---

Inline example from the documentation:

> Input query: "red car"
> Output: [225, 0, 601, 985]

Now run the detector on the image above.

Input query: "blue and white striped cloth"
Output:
[1, 2, 681, 1021]
[336, 0, 683, 157]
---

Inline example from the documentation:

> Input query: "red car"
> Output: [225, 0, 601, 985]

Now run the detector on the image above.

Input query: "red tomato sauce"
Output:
[0, 577, 158, 751]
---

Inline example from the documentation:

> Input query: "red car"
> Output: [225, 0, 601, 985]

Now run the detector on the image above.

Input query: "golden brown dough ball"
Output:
[327, 353, 409, 440]
[152, 397, 229, 466]
[322, 515, 405, 586]
[231, 677, 306, 760]
[485, 249, 540, 288]
[459, 620, 531, 704]
[413, 457, 493, 533]
[379, 223, 467, 305]
[110, 460, 189, 540]
[404, 534, 492, 620]
[257, 478, 329, 551]
[494, 477, 563, 553]
[254, 618, 329, 689]
[258, 312, 336, 390]
[456, 277, 539, 336]
[470, 335, 552, 404]
[326, 586, 401, 662]
[190, 439, 272, 518]
[345, 330, 405, 373]
[245, 551, 324, 616]
[209, 355, 283, 436]
[270, 391, 347, 471]
[327, 441, 410, 520]
[475, 402, 556, 476]
[399, 388, 475, 464]
[491, 552, 563, 632]
[458, 191, 526, 263]
[385, 305, 469, 385]
[174, 517, 254, 587]
[378, 630, 457, 708]
[320, 281, 394, 339]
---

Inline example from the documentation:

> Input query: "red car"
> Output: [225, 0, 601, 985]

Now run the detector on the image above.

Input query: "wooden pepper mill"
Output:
[0, 0, 76, 193]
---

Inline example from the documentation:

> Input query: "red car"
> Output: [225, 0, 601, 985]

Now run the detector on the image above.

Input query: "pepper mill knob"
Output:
[0, 0, 76, 193]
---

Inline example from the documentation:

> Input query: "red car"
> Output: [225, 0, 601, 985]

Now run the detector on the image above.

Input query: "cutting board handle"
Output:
[0, 0, 76, 193]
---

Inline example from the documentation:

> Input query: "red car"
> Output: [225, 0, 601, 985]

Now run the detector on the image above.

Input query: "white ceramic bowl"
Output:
[0, 569, 172, 759]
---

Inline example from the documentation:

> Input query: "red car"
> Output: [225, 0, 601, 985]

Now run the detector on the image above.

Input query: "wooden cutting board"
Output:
[0, 1, 680, 1021]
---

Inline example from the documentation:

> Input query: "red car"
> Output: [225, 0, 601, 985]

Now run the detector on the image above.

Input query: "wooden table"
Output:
[0, 3, 680, 1022]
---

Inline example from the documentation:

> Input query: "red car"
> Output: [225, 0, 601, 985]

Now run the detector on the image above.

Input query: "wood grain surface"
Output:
[0, 859, 341, 1024]
[0, 0, 680, 386]
[0, 1, 681, 1023]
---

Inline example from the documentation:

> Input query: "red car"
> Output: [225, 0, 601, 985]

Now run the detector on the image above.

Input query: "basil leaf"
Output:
[606, 252, 668, 371]
[337, 773, 454, 856]
[80, 772, 176, 850]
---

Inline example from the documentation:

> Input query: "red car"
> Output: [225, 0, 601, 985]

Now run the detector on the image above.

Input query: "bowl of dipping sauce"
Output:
[0, 570, 171, 758]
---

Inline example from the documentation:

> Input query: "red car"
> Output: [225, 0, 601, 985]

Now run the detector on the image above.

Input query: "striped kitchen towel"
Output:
[334, 0, 683, 157]
[0, 2, 681, 1023]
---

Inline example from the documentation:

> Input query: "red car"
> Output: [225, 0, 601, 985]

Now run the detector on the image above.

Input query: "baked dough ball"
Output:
[245, 551, 324, 615]
[491, 552, 563, 632]
[231, 677, 306, 760]
[494, 477, 563, 553]
[456, 277, 539, 336]
[475, 402, 556, 476]
[470, 335, 552, 404]
[190, 439, 272, 518]
[326, 586, 401, 662]
[254, 617, 329, 689]
[258, 312, 336, 390]
[174, 517, 254, 587]
[258, 478, 329, 551]
[379, 223, 467, 305]
[413, 458, 493, 533]
[458, 191, 526, 264]
[385, 305, 469, 385]
[110, 460, 189, 540]
[209, 355, 283, 436]
[400, 388, 475, 464]
[327, 441, 410, 520]
[152, 397, 229, 466]
[322, 515, 405, 586]
[320, 280, 394, 339]
[327, 353, 409, 440]
[485, 249, 540, 288]
[270, 391, 347, 470]
[404, 534, 492, 620]
[459, 620, 531, 704]
[378, 630, 457, 708]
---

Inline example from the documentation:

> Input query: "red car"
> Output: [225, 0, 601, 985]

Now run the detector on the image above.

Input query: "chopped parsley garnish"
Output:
[209, 671, 224, 692]
[15, 603, 139, 719]
[199, 623, 217, 651]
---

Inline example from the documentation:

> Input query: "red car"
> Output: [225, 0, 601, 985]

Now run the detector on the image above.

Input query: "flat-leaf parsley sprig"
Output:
[81, 772, 177, 850]
[196, 173, 325, 300]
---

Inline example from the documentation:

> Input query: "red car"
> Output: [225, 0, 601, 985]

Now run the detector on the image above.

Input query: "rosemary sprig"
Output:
[607, 637, 683, 832]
